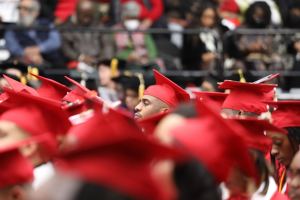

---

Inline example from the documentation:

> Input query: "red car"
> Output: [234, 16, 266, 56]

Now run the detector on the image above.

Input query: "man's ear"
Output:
[160, 107, 169, 113]
[9, 185, 27, 200]
[20, 143, 38, 158]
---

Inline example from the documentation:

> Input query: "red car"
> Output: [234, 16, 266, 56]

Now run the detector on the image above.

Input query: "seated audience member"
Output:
[5, 0, 63, 67]
[182, 3, 222, 71]
[61, 0, 114, 68]
[225, 2, 283, 71]
[113, 1, 158, 67]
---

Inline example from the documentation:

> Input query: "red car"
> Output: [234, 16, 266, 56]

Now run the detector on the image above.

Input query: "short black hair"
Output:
[74, 181, 133, 200]
[173, 159, 222, 200]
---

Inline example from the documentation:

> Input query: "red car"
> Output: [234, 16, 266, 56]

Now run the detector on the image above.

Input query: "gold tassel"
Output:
[110, 58, 118, 78]
[238, 69, 246, 83]
[20, 75, 27, 85]
[136, 73, 145, 99]
[27, 66, 39, 81]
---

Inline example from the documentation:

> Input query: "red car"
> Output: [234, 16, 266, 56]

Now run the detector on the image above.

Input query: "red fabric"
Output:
[271, 192, 289, 200]
[171, 99, 257, 183]
[1, 89, 71, 138]
[144, 70, 190, 107]
[121, 0, 163, 21]
[63, 76, 97, 104]
[228, 194, 249, 200]
[193, 91, 228, 111]
[220, 0, 240, 13]
[0, 148, 33, 189]
[3, 75, 39, 96]
[32, 74, 71, 102]
[227, 118, 286, 153]
[219, 80, 277, 114]
[59, 106, 183, 200]
[55, 0, 78, 22]
[137, 111, 169, 135]
[266, 101, 300, 129]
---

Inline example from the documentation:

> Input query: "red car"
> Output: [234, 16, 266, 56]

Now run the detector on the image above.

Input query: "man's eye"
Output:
[274, 140, 282, 146]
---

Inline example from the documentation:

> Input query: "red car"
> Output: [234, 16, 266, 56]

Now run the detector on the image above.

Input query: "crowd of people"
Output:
[0, 0, 300, 72]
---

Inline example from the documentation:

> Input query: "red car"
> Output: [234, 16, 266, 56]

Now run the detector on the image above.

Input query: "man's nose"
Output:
[134, 102, 142, 112]
[271, 145, 279, 157]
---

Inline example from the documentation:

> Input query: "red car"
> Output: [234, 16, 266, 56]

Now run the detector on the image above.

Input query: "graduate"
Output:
[134, 69, 190, 120]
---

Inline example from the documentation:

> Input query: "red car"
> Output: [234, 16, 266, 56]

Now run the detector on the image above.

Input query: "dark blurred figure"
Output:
[4, 0, 63, 68]
[61, 0, 114, 68]
[182, 3, 222, 71]
[286, 1, 300, 71]
[224, 1, 284, 71]
[173, 159, 222, 200]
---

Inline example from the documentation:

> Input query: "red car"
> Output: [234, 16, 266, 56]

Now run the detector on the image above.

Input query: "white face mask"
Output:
[124, 19, 140, 31]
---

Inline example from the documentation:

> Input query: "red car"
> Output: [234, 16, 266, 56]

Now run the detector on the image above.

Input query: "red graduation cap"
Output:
[226, 118, 287, 153]
[193, 91, 228, 110]
[265, 101, 300, 129]
[58, 106, 184, 200]
[63, 76, 97, 104]
[137, 111, 169, 135]
[144, 70, 190, 107]
[3, 74, 39, 96]
[31, 73, 71, 101]
[0, 142, 34, 189]
[1, 88, 71, 137]
[219, 80, 277, 114]
[171, 99, 257, 183]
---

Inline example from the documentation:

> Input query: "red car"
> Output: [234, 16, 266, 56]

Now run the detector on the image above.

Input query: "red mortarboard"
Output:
[63, 76, 97, 104]
[59, 107, 184, 200]
[219, 80, 277, 114]
[171, 99, 257, 183]
[227, 118, 286, 153]
[3, 75, 39, 96]
[31, 74, 71, 101]
[0, 143, 34, 188]
[193, 91, 228, 110]
[144, 70, 190, 107]
[1, 88, 71, 138]
[137, 111, 169, 135]
[265, 101, 300, 129]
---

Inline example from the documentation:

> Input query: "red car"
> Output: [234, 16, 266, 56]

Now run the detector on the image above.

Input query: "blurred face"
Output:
[221, 108, 259, 118]
[77, 1, 94, 26]
[267, 132, 294, 167]
[18, 0, 39, 26]
[134, 95, 169, 120]
[200, 8, 216, 28]
[288, 151, 300, 200]
[125, 89, 139, 112]
[0, 185, 29, 200]
[98, 65, 111, 86]
[0, 121, 29, 147]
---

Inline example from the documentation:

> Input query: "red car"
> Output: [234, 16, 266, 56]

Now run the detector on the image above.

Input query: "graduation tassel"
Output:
[110, 58, 119, 78]
[136, 73, 145, 99]
[238, 69, 246, 83]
